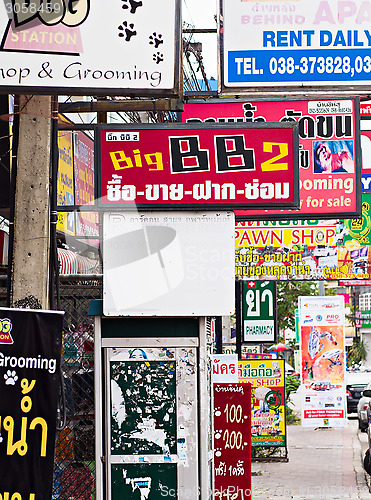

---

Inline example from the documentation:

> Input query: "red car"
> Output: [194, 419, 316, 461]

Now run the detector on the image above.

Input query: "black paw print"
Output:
[121, 0, 143, 14]
[118, 21, 137, 42]
[153, 52, 164, 64]
[149, 32, 163, 49]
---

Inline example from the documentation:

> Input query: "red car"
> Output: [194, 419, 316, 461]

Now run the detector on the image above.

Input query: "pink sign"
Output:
[2, 19, 83, 55]
[98, 124, 299, 209]
[183, 99, 360, 219]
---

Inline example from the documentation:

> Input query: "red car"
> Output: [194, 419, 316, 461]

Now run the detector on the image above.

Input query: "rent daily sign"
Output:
[221, 0, 371, 92]
[97, 123, 299, 210]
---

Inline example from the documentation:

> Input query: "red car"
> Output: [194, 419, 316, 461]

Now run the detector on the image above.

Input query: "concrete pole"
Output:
[10, 95, 53, 310]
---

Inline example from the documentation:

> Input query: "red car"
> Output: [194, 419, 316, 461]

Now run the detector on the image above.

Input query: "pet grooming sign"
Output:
[0, 0, 181, 96]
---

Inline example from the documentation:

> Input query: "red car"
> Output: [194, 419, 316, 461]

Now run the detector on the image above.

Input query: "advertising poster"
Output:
[239, 359, 286, 447]
[73, 131, 99, 245]
[213, 383, 252, 500]
[183, 99, 360, 219]
[0, 1, 181, 96]
[242, 281, 276, 342]
[221, 0, 371, 93]
[0, 307, 63, 500]
[299, 296, 346, 428]
[57, 130, 75, 235]
[97, 123, 299, 210]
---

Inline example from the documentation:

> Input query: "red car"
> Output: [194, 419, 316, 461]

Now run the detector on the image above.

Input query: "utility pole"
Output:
[9, 95, 54, 310]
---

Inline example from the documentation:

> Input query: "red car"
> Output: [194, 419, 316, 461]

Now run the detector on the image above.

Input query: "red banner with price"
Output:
[213, 383, 252, 500]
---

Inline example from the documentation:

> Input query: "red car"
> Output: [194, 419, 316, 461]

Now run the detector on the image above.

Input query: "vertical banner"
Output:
[0, 307, 64, 499]
[242, 281, 276, 343]
[57, 130, 75, 235]
[299, 296, 346, 428]
[213, 383, 251, 500]
[239, 359, 286, 447]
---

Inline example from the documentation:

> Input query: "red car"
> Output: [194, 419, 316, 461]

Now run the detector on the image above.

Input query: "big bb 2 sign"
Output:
[97, 123, 299, 210]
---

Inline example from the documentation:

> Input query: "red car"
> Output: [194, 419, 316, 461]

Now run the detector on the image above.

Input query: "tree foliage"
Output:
[348, 338, 367, 365]
[276, 281, 318, 332]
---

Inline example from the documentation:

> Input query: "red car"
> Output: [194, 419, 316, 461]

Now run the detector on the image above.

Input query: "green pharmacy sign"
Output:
[243, 281, 276, 343]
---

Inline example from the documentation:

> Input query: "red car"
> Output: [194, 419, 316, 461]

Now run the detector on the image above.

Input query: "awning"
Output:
[57, 248, 98, 275]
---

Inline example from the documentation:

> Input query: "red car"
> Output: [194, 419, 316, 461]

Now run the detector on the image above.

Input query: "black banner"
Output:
[0, 307, 63, 500]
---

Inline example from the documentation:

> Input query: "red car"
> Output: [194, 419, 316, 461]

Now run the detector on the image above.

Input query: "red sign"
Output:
[183, 99, 361, 219]
[361, 102, 371, 117]
[97, 124, 299, 209]
[339, 280, 371, 286]
[213, 383, 252, 500]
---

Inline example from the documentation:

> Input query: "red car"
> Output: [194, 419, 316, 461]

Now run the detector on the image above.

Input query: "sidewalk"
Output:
[251, 420, 370, 499]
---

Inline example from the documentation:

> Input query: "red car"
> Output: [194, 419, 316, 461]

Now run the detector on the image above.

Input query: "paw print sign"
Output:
[4, 370, 18, 385]
[0, 318, 13, 344]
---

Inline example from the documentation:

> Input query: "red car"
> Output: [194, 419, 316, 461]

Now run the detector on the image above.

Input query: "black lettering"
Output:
[169, 136, 209, 173]
[215, 135, 254, 172]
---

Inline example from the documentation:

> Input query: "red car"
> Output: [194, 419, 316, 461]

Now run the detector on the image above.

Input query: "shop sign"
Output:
[97, 123, 299, 210]
[213, 355, 238, 383]
[103, 211, 235, 316]
[0, 307, 63, 500]
[183, 99, 360, 219]
[235, 217, 371, 281]
[242, 281, 276, 342]
[57, 130, 75, 235]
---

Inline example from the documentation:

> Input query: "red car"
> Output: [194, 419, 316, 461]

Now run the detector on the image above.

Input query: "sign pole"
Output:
[10, 95, 53, 309]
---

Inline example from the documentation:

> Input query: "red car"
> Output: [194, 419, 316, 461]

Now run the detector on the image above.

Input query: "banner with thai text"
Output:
[214, 383, 251, 500]
[299, 296, 346, 428]
[0, 307, 63, 499]
[235, 214, 371, 281]
[239, 359, 286, 447]
[183, 99, 360, 219]
[0, 1, 181, 96]
[97, 123, 299, 210]
[212, 354, 238, 383]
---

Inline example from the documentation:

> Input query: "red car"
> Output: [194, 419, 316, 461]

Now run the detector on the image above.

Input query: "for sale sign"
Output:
[97, 123, 299, 210]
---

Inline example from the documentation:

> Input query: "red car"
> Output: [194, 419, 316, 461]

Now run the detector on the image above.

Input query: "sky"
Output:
[182, 0, 218, 79]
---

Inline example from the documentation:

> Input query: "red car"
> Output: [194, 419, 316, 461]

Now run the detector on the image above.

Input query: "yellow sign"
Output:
[239, 359, 286, 447]
[57, 131, 74, 235]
